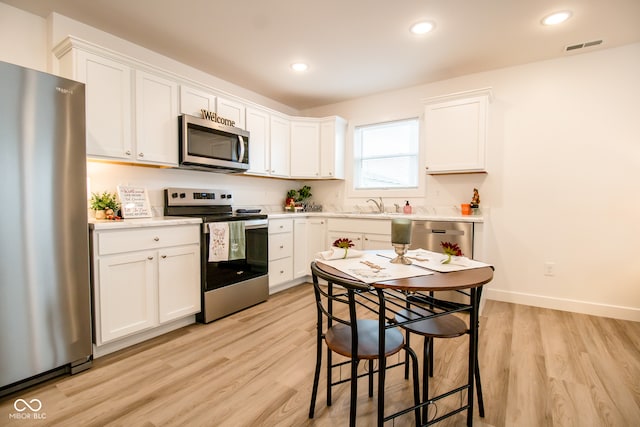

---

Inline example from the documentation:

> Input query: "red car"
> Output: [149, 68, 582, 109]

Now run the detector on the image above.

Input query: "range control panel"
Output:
[165, 187, 233, 206]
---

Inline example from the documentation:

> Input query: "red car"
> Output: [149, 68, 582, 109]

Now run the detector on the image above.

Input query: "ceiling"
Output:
[3, 0, 640, 110]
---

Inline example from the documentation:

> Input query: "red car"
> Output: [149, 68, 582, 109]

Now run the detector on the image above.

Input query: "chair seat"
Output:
[326, 319, 405, 360]
[396, 308, 467, 338]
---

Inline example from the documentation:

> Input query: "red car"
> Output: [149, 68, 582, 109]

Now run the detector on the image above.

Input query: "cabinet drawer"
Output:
[327, 218, 390, 235]
[269, 257, 293, 287]
[269, 218, 293, 234]
[97, 225, 200, 255]
[269, 232, 293, 260]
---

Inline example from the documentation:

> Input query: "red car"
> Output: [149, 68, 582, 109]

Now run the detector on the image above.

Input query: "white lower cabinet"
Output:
[268, 219, 293, 289]
[327, 218, 392, 251]
[91, 224, 201, 346]
[293, 217, 327, 278]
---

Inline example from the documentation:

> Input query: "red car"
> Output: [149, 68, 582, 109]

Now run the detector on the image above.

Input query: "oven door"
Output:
[203, 219, 268, 291]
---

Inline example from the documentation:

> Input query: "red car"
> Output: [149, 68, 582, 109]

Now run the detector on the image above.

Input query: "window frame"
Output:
[347, 117, 425, 199]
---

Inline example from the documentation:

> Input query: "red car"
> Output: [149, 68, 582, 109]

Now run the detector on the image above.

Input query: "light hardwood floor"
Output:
[1, 283, 639, 426]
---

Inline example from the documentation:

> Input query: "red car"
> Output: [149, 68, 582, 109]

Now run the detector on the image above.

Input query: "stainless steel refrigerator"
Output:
[0, 60, 92, 396]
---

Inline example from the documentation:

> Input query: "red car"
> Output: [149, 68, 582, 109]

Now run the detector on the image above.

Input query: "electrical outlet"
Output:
[544, 262, 556, 276]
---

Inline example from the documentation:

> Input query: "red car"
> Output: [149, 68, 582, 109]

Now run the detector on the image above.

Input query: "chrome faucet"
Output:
[366, 197, 385, 213]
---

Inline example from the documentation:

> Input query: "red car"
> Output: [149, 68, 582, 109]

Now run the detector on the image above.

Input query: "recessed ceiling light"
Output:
[541, 11, 572, 26]
[410, 21, 434, 35]
[290, 62, 309, 72]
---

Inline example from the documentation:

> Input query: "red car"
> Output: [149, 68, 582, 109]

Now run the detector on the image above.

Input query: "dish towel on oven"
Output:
[208, 222, 229, 262]
[228, 221, 245, 261]
[208, 222, 246, 262]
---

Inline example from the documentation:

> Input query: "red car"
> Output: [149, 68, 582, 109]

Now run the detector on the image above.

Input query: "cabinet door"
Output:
[158, 244, 201, 323]
[180, 85, 216, 117]
[96, 251, 157, 344]
[320, 117, 346, 179]
[269, 115, 291, 177]
[290, 120, 320, 178]
[327, 231, 363, 250]
[293, 218, 308, 278]
[307, 218, 327, 272]
[245, 107, 270, 175]
[269, 257, 293, 288]
[363, 233, 391, 250]
[424, 90, 490, 173]
[216, 97, 245, 129]
[76, 50, 133, 160]
[135, 71, 179, 165]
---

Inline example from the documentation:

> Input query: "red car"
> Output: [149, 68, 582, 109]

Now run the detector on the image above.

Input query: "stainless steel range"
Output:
[164, 188, 268, 323]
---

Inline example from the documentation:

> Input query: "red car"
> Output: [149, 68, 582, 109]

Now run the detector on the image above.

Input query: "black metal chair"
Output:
[309, 262, 421, 427]
[396, 291, 485, 424]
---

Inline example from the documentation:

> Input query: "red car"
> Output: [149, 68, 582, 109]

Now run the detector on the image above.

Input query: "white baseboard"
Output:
[93, 316, 195, 358]
[484, 288, 640, 322]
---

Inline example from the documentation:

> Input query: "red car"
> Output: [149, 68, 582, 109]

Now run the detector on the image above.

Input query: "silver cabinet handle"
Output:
[161, 255, 167, 259]
[154, 237, 160, 241]
[280, 270, 284, 274]
[139, 152, 144, 158]
[279, 245, 284, 249]
[125, 150, 131, 155]
[147, 256, 154, 260]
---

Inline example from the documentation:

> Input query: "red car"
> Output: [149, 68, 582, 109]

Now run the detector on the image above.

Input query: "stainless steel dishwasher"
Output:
[409, 221, 474, 258]
[409, 220, 475, 305]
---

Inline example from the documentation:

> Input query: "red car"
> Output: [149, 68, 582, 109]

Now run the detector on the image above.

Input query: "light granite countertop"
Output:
[267, 211, 483, 223]
[89, 216, 202, 230]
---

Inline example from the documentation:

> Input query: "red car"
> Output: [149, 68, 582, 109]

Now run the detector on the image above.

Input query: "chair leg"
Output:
[475, 355, 485, 417]
[428, 338, 434, 377]
[368, 359, 374, 397]
[309, 332, 323, 418]
[326, 347, 332, 406]
[349, 358, 358, 427]
[422, 337, 430, 425]
[405, 345, 422, 427]
[404, 331, 411, 379]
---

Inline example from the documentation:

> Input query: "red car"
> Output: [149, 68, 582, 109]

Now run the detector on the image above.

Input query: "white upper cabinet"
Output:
[320, 117, 347, 179]
[245, 106, 270, 176]
[135, 71, 179, 165]
[180, 85, 216, 117]
[423, 88, 492, 174]
[64, 49, 134, 160]
[290, 120, 320, 178]
[269, 115, 291, 178]
[216, 96, 246, 129]
[54, 37, 178, 166]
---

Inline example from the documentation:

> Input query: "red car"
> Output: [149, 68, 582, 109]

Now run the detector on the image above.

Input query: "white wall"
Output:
[0, 3, 47, 71]
[304, 43, 640, 321]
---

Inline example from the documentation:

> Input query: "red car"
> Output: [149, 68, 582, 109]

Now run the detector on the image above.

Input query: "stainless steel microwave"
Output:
[179, 113, 250, 173]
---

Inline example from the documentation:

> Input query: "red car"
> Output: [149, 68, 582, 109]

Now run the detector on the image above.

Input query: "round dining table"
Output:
[314, 259, 494, 427]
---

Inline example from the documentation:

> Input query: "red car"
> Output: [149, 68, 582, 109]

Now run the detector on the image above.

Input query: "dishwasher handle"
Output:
[427, 228, 465, 236]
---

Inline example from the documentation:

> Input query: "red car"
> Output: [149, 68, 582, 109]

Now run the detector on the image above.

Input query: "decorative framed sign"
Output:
[117, 185, 152, 218]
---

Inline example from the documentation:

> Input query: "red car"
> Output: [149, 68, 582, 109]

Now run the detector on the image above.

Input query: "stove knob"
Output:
[171, 193, 178, 198]
[180, 193, 186, 198]
[226, 194, 232, 199]
[221, 194, 226, 199]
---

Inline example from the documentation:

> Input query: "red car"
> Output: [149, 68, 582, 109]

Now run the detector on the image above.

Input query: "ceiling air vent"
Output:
[565, 39, 603, 52]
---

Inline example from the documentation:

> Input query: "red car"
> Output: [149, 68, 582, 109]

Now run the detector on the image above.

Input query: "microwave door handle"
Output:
[238, 136, 246, 162]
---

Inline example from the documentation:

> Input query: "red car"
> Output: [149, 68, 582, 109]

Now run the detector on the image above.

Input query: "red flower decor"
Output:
[441, 241, 463, 256]
[333, 238, 354, 249]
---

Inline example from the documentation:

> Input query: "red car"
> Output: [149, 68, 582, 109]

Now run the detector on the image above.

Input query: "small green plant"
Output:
[295, 185, 312, 202]
[90, 191, 119, 211]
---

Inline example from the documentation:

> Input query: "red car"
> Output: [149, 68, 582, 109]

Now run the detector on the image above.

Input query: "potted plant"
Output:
[90, 191, 120, 219]
[295, 185, 312, 204]
[285, 189, 297, 208]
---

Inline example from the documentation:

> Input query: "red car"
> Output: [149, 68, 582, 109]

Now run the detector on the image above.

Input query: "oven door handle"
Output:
[203, 219, 268, 233]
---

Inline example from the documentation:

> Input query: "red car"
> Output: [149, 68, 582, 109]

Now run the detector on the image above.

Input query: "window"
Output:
[354, 118, 419, 189]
